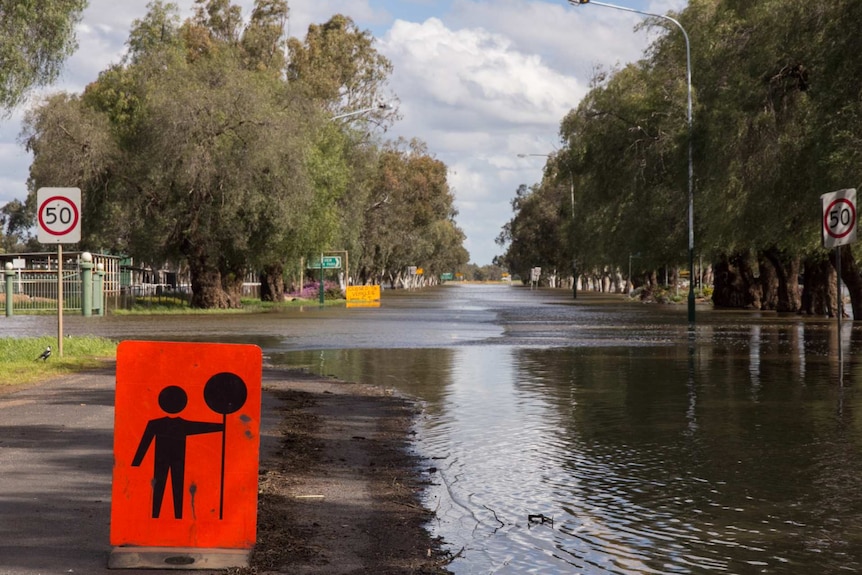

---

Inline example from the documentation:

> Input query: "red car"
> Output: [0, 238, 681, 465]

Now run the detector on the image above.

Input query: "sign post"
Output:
[306, 256, 342, 306]
[821, 188, 857, 384]
[36, 187, 82, 358]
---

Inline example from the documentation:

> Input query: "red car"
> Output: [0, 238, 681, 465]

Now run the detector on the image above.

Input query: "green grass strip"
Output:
[0, 336, 118, 388]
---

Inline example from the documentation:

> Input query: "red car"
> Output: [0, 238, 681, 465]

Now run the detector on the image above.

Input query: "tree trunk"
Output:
[837, 245, 862, 320]
[260, 262, 285, 302]
[189, 254, 230, 309]
[713, 252, 760, 309]
[758, 255, 778, 310]
[802, 257, 836, 316]
[762, 248, 801, 312]
[221, 268, 244, 308]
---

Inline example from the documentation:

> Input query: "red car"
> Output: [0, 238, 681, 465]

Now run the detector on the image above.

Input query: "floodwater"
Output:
[5, 284, 862, 573]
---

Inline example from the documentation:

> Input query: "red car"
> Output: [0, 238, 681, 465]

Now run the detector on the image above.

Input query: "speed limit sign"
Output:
[37, 187, 81, 244]
[821, 188, 857, 249]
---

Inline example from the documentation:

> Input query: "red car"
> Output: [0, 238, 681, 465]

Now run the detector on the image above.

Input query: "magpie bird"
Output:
[36, 346, 51, 361]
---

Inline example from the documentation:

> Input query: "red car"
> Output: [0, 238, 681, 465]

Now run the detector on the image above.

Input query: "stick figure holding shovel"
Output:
[131, 373, 248, 520]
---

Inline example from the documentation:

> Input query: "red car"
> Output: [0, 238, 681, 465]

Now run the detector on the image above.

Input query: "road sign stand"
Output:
[36, 187, 82, 359]
[58, 245, 64, 357]
[821, 188, 857, 386]
[108, 546, 250, 570]
[837, 245, 843, 385]
[319, 252, 325, 306]
[110, 341, 261, 570]
[306, 255, 343, 306]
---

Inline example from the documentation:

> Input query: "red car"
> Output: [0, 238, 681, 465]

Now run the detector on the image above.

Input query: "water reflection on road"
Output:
[278, 286, 862, 575]
[5, 284, 862, 573]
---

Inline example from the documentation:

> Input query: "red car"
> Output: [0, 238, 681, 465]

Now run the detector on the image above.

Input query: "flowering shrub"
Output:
[285, 281, 343, 300]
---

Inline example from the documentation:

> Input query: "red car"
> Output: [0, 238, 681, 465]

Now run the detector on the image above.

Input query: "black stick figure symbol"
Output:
[131, 386, 224, 519]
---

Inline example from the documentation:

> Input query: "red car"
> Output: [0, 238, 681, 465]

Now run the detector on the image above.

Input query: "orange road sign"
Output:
[346, 285, 381, 302]
[111, 341, 262, 550]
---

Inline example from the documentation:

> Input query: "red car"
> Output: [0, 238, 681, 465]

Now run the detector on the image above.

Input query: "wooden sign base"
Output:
[108, 546, 250, 570]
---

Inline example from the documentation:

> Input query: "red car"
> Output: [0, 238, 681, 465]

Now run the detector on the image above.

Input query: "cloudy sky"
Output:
[1, 0, 687, 265]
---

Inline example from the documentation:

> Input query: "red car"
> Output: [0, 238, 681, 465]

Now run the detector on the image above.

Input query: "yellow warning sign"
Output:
[346, 285, 381, 302]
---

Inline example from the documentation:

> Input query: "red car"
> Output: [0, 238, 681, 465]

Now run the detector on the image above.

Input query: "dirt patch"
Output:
[233, 370, 453, 575]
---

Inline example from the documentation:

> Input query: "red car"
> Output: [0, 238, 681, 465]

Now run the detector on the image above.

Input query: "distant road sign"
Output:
[307, 256, 342, 269]
[37, 187, 81, 243]
[821, 188, 857, 248]
[346, 285, 381, 302]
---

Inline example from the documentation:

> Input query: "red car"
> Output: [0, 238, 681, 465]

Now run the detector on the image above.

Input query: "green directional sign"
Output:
[440, 272, 454, 281]
[307, 256, 342, 269]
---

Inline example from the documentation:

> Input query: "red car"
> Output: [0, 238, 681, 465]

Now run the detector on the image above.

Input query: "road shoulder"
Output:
[252, 368, 452, 574]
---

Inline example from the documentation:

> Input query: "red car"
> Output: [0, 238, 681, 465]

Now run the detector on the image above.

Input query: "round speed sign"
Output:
[37, 187, 81, 244]
[824, 197, 856, 240]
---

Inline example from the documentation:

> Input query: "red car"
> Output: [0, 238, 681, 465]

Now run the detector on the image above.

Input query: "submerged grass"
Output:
[0, 336, 118, 387]
[112, 297, 344, 315]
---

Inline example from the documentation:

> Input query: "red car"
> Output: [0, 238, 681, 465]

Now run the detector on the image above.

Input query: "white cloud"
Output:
[383, 18, 582, 127]
[379, 15, 589, 262]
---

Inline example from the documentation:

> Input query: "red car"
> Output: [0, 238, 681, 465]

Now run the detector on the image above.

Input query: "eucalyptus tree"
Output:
[354, 139, 466, 285]
[24, 0, 318, 308]
[533, 0, 862, 314]
[501, 158, 574, 286]
[420, 219, 469, 280]
[558, 55, 690, 292]
[675, 0, 862, 314]
[0, 198, 35, 251]
[497, 181, 566, 285]
[803, 0, 862, 318]
[0, 0, 87, 111]
[285, 12, 400, 290]
[684, 0, 819, 311]
[287, 14, 396, 120]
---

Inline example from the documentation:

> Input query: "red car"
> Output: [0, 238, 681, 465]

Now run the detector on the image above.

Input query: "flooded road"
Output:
[5, 284, 862, 573]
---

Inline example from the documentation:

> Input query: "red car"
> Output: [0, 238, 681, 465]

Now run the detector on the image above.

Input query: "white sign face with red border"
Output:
[37, 187, 81, 244]
[821, 188, 857, 249]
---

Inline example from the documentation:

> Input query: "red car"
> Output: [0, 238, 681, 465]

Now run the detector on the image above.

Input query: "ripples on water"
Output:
[414, 340, 862, 574]
[279, 287, 862, 574]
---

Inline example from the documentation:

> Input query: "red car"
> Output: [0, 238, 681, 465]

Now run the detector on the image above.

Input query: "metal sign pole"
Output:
[318, 252, 325, 306]
[57, 244, 64, 358]
[838, 245, 843, 385]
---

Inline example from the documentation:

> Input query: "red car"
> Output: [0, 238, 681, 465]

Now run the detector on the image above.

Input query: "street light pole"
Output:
[571, 0, 695, 325]
[517, 153, 578, 299]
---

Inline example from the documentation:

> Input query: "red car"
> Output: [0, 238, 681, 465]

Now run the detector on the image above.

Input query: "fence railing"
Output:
[4, 272, 262, 313]
[6, 270, 86, 312]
